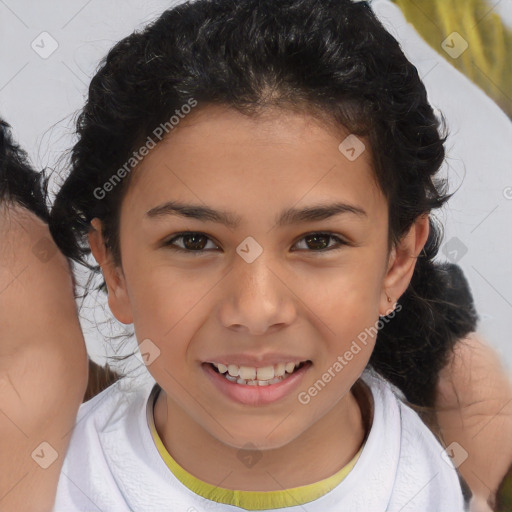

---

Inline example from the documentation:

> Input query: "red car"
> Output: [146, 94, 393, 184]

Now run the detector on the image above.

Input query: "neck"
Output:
[153, 378, 372, 492]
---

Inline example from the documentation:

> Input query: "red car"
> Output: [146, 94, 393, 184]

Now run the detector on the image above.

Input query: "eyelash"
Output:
[162, 231, 349, 255]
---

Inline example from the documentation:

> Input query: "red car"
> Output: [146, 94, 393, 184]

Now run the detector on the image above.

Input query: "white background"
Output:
[1, 0, 511, 377]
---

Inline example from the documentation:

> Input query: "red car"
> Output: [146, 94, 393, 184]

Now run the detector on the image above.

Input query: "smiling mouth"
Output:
[207, 360, 311, 386]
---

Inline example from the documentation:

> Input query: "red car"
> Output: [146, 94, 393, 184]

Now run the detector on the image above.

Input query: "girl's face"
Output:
[90, 104, 427, 452]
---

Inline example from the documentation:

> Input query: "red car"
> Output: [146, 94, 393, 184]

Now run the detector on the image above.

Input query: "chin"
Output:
[213, 426, 300, 452]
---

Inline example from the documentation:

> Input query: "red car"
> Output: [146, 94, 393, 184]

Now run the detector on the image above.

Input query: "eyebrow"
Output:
[145, 200, 367, 228]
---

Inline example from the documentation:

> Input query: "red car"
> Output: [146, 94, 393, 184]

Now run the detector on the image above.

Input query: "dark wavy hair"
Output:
[49, 0, 478, 407]
[0, 120, 50, 221]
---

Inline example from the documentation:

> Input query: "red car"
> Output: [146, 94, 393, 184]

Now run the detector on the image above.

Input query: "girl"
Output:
[47, 0, 476, 509]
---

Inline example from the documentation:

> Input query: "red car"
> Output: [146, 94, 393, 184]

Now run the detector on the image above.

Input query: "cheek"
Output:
[306, 261, 382, 320]
[319, 303, 378, 390]
[126, 263, 216, 359]
[130, 275, 192, 330]
[305, 262, 383, 361]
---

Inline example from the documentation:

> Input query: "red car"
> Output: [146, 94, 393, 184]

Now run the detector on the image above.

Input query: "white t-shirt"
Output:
[52, 369, 468, 512]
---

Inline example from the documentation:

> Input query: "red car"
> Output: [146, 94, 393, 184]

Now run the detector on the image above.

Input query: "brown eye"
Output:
[304, 234, 330, 250]
[293, 233, 348, 252]
[164, 232, 218, 253]
[180, 233, 208, 250]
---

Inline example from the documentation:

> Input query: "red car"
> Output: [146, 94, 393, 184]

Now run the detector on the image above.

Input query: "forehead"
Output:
[122, 104, 385, 223]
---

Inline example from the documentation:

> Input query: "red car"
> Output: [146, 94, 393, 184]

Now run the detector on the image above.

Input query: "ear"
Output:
[88, 218, 133, 325]
[379, 214, 430, 316]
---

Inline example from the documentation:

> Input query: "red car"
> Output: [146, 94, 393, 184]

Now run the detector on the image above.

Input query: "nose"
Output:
[218, 253, 297, 335]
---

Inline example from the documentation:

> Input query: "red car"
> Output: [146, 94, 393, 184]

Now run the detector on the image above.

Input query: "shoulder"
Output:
[54, 373, 157, 510]
[74, 372, 153, 433]
[360, 370, 468, 510]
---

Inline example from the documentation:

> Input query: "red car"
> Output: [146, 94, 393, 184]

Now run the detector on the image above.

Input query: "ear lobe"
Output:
[106, 283, 133, 325]
[379, 214, 430, 316]
[88, 218, 133, 325]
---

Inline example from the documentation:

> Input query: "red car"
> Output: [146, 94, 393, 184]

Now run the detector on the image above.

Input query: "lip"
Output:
[202, 361, 312, 406]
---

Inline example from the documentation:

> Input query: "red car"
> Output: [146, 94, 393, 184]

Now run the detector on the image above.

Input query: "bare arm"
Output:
[0, 203, 89, 512]
[435, 332, 512, 511]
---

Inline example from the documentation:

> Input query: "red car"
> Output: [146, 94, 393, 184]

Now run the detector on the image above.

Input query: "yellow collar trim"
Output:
[146, 384, 364, 510]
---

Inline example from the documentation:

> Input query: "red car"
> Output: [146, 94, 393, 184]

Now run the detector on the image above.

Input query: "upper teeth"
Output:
[212, 362, 302, 381]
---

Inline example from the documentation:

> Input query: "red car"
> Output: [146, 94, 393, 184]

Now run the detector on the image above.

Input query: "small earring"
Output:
[379, 294, 394, 320]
